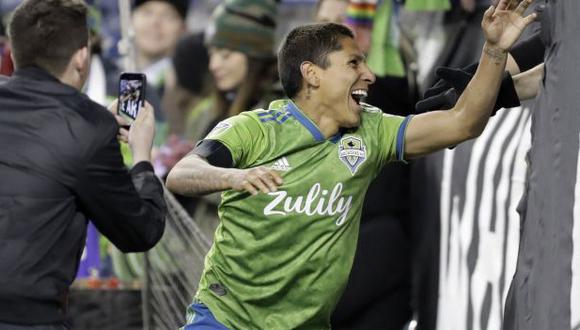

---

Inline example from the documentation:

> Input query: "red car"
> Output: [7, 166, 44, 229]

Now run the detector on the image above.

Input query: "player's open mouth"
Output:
[351, 89, 368, 105]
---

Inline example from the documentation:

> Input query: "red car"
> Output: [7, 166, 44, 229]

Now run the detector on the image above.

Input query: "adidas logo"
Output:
[271, 157, 292, 171]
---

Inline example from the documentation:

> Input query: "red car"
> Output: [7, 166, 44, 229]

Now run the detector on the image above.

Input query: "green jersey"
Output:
[195, 99, 409, 329]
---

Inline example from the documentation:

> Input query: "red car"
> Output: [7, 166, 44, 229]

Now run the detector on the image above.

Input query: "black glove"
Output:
[416, 63, 520, 115]
[416, 64, 476, 113]
[422, 62, 478, 99]
[415, 88, 459, 112]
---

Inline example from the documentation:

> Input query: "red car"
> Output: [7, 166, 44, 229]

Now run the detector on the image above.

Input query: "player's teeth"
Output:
[351, 90, 367, 97]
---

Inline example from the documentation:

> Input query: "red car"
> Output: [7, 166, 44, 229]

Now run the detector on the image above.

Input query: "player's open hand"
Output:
[482, 0, 537, 51]
[227, 166, 283, 195]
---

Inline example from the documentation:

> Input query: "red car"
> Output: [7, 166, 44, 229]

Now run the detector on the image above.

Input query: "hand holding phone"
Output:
[129, 101, 156, 163]
[118, 72, 146, 124]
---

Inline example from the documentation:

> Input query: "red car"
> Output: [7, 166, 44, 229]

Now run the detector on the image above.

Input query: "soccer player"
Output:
[166, 0, 536, 328]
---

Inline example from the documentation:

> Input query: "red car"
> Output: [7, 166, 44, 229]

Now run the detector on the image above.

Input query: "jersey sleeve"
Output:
[202, 112, 266, 168]
[375, 112, 412, 169]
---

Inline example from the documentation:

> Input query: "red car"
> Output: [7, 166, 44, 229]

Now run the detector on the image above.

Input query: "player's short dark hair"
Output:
[8, 0, 89, 76]
[278, 23, 354, 99]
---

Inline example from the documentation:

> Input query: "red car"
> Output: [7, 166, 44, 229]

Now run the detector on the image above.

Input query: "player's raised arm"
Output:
[404, 0, 536, 159]
[166, 152, 283, 196]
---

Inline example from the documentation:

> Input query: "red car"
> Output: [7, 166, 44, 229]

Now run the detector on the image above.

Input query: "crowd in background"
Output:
[0, 0, 540, 329]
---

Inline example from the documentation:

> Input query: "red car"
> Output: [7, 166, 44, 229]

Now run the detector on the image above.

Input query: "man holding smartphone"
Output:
[0, 0, 166, 328]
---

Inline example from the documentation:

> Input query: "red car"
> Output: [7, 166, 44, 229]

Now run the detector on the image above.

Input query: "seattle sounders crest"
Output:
[338, 136, 367, 174]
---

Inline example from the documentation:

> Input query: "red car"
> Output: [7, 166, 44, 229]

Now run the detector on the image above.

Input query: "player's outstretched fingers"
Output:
[496, 0, 510, 11]
[507, 0, 520, 11]
[514, 0, 532, 15]
[483, 4, 496, 24]
[521, 11, 538, 26]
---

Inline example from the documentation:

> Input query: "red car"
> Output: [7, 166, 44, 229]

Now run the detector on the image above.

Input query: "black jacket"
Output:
[0, 67, 166, 324]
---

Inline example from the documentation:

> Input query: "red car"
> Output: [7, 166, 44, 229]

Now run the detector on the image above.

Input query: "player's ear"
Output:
[300, 61, 321, 88]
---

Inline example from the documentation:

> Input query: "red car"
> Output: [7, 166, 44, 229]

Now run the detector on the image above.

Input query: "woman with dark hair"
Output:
[208, 53, 277, 123]
[185, 0, 280, 143]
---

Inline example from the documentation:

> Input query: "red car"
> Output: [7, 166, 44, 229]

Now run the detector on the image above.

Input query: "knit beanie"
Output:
[133, 0, 190, 20]
[206, 0, 277, 59]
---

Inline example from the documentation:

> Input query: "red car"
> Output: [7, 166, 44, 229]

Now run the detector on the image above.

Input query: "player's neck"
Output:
[293, 96, 340, 139]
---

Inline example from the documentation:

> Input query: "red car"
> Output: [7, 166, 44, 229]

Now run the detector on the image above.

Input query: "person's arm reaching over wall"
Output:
[405, 0, 537, 158]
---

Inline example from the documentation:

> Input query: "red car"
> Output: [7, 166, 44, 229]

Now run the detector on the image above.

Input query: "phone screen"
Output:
[118, 73, 146, 122]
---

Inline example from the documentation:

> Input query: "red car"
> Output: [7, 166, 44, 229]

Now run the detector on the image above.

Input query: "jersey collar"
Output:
[286, 100, 342, 143]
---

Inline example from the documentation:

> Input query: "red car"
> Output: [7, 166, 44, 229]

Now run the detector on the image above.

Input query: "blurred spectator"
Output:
[86, 0, 123, 60]
[346, 0, 419, 114]
[424, 0, 493, 89]
[201, 0, 279, 125]
[84, 5, 121, 106]
[316, 0, 348, 23]
[153, 32, 211, 178]
[104, 0, 192, 285]
[163, 32, 211, 138]
[132, 0, 189, 112]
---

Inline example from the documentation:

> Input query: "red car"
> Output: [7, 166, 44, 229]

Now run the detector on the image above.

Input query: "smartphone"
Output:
[118, 72, 146, 124]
